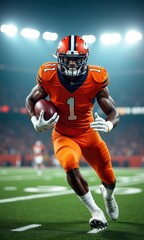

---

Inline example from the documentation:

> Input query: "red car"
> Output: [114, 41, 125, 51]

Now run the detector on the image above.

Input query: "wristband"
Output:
[106, 121, 113, 132]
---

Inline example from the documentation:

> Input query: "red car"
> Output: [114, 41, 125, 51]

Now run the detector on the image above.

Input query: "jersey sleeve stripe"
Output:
[102, 77, 109, 85]
[36, 74, 42, 84]
[102, 77, 109, 87]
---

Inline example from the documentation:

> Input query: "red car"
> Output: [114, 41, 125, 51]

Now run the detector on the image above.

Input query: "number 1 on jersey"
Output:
[67, 98, 77, 120]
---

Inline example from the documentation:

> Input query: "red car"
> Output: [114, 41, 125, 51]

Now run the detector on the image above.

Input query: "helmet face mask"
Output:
[56, 35, 89, 77]
[58, 54, 88, 77]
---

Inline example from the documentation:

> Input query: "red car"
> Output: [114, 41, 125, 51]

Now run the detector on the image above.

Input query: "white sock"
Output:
[77, 191, 100, 216]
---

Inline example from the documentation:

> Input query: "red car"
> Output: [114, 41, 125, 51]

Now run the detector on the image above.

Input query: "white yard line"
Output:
[0, 175, 49, 182]
[0, 173, 144, 204]
[0, 182, 143, 204]
[0, 186, 97, 203]
[0, 189, 74, 203]
[11, 224, 41, 232]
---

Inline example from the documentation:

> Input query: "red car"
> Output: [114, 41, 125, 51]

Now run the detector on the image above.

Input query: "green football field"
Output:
[0, 167, 144, 240]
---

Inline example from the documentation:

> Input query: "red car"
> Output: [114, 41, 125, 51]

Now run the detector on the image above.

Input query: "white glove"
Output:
[90, 112, 113, 133]
[31, 110, 59, 132]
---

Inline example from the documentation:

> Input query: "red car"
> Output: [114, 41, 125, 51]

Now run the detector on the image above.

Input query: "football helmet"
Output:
[56, 35, 89, 77]
[35, 140, 42, 146]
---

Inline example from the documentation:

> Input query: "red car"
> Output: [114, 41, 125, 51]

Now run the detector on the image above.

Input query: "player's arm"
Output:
[90, 87, 119, 133]
[97, 87, 119, 127]
[25, 84, 48, 118]
[25, 85, 59, 132]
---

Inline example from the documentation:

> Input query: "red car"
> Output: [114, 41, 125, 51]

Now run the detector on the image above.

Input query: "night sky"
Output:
[1, 0, 144, 38]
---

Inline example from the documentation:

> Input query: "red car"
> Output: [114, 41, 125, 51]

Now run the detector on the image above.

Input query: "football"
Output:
[34, 99, 57, 120]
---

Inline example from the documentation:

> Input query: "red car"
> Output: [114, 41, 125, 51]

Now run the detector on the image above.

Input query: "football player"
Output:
[32, 140, 45, 176]
[25, 35, 119, 232]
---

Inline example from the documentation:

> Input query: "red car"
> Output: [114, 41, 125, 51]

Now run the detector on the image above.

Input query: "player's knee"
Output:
[62, 151, 79, 172]
[99, 164, 115, 185]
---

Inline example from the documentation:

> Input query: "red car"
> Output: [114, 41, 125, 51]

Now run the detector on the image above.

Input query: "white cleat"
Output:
[100, 184, 119, 221]
[89, 208, 108, 233]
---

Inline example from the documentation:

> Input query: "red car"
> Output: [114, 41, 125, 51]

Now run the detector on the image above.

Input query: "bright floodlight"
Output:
[42, 32, 58, 41]
[21, 28, 40, 39]
[100, 33, 122, 45]
[82, 35, 96, 43]
[0, 24, 17, 36]
[125, 30, 142, 43]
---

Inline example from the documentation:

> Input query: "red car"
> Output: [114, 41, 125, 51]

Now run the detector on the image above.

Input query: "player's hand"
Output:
[31, 110, 59, 132]
[90, 112, 113, 133]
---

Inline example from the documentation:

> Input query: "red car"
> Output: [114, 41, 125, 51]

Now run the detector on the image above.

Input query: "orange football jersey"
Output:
[36, 62, 109, 137]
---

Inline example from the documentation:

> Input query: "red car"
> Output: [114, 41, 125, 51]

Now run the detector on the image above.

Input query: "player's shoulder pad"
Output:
[37, 62, 57, 85]
[88, 65, 109, 86]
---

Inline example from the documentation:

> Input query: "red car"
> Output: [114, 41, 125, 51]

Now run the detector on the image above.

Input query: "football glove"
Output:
[90, 112, 113, 133]
[31, 110, 59, 132]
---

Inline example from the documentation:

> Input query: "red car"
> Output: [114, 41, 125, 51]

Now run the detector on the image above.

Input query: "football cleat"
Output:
[89, 208, 108, 233]
[100, 184, 119, 221]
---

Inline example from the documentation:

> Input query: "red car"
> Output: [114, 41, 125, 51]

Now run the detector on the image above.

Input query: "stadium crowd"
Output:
[0, 113, 143, 159]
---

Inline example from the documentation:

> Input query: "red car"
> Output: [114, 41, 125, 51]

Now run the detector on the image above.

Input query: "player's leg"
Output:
[52, 130, 107, 230]
[36, 156, 44, 176]
[67, 168, 107, 230]
[81, 131, 119, 221]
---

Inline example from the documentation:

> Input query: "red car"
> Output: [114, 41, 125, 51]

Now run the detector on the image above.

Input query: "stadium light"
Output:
[42, 32, 58, 41]
[0, 23, 143, 45]
[100, 33, 122, 45]
[125, 30, 142, 43]
[82, 35, 96, 43]
[0, 24, 17, 36]
[20, 28, 40, 39]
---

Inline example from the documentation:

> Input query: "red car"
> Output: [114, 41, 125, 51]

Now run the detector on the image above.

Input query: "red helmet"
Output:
[56, 35, 89, 77]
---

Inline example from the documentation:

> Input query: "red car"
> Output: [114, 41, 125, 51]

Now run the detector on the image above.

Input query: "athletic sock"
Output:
[77, 190, 100, 216]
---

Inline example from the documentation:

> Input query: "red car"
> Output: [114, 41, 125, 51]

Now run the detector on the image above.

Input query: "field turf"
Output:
[0, 167, 144, 240]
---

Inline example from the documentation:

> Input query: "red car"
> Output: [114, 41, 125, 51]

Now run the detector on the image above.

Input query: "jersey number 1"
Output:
[67, 98, 77, 120]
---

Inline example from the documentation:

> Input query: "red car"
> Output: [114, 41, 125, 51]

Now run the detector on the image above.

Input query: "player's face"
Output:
[64, 57, 81, 66]
[63, 57, 84, 76]
[57, 53, 88, 77]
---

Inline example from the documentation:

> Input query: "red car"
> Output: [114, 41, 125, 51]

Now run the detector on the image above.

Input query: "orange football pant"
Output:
[52, 128, 115, 185]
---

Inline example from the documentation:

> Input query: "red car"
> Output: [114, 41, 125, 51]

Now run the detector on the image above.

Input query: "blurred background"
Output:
[0, 0, 144, 168]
